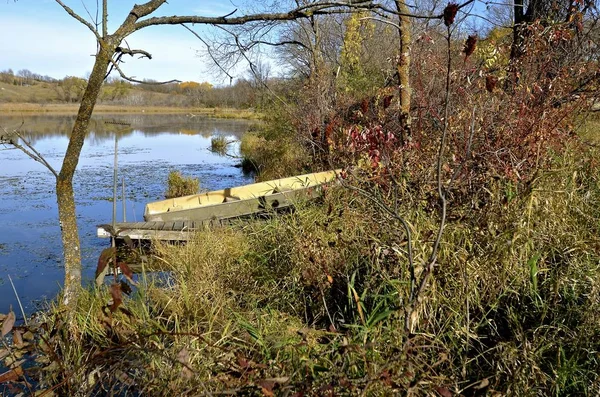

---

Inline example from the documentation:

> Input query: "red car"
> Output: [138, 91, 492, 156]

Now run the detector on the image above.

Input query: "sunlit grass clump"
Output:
[209, 135, 228, 155]
[164, 170, 199, 199]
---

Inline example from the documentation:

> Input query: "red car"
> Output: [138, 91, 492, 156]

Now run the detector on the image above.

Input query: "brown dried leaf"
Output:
[109, 283, 123, 313]
[12, 329, 23, 347]
[119, 280, 133, 296]
[177, 348, 193, 380]
[1, 310, 15, 337]
[486, 75, 498, 93]
[435, 386, 453, 397]
[237, 355, 250, 369]
[383, 95, 393, 109]
[118, 262, 135, 284]
[96, 247, 116, 286]
[443, 3, 459, 26]
[0, 366, 23, 383]
[258, 380, 275, 396]
[474, 378, 490, 389]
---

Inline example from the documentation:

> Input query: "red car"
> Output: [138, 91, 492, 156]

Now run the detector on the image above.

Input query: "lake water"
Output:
[0, 113, 254, 318]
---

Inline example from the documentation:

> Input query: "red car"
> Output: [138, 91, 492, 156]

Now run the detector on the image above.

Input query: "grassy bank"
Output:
[0, 103, 261, 119]
[239, 112, 309, 181]
[9, 141, 596, 396]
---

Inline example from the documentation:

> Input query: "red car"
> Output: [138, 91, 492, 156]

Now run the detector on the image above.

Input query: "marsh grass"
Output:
[209, 135, 229, 155]
[31, 145, 600, 395]
[164, 171, 199, 199]
[239, 115, 309, 180]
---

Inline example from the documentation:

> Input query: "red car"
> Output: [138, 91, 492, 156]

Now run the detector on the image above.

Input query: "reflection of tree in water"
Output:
[0, 114, 254, 144]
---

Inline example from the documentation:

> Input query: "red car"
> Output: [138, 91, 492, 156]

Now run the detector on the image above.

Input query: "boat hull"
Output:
[144, 170, 339, 222]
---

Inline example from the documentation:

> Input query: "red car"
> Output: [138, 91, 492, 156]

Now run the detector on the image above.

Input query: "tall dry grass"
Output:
[31, 144, 600, 394]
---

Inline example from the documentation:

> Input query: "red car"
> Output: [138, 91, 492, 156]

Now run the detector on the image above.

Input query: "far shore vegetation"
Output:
[0, 74, 262, 119]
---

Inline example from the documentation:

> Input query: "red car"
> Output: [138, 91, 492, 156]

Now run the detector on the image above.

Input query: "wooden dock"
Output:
[97, 220, 227, 241]
[98, 170, 341, 242]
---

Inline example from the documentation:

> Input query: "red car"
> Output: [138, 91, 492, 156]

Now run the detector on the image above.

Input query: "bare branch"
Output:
[108, 58, 179, 85]
[449, 106, 477, 189]
[78, 0, 97, 30]
[55, 0, 101, 42]
[133, 2, 380, 31]
[181, 24, 235, 83]
[246, 39, 310, 51]
[116, 46, 152, 59]
[342, 178, 415, 270]
[102, 0, 107, 37]
[360, 16, 401, 30]
[406, 23, 454, 332]
[377, 0, 476, 19]
[131, 0, 167, 19]
[1, 127, 58, 178]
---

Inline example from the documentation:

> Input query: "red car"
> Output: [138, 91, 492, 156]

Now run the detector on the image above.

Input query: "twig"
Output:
[181, 24, 236, 83]
[341, 178, 415, 271]
[405, 22, 454, 333]
[108, 58, 180, 85]
[8, 275, 27, 326]
[449, 106, 477, 189]
[1, 127, 58, 178]
[55, 0, 102, 41]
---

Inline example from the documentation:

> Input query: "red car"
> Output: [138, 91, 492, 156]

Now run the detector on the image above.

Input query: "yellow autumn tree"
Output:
[339, 12, 376, 95]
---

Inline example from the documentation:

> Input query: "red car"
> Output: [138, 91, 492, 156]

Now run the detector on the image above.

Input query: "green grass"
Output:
[23, 143, 600, 395]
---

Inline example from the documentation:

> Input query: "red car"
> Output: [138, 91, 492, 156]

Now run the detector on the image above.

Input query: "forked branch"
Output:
[108, 58, 180, 85]
[1, 127, 58, 178]
[55, 0, 102, 41]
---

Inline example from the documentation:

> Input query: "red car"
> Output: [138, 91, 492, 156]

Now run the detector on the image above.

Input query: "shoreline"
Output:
[0, 103, 261, 119]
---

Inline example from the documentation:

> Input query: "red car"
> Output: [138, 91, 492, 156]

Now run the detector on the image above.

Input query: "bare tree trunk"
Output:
[510, 0, 526, 61]
[58, 46, 113, 306]
[395, 0, 411, 143]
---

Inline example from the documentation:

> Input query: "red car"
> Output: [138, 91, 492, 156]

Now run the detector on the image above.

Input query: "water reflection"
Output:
[0, 114, 251, 145]
[0, 114, 254, 317]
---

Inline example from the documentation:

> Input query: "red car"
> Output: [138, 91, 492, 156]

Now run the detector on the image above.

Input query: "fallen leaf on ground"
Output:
[1, 310, 15, 337]
[0, 366, 23, 383]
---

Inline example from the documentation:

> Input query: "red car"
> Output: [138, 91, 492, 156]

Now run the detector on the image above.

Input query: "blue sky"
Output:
[0, 1, 496, 85]
[0, 1, 249, 84]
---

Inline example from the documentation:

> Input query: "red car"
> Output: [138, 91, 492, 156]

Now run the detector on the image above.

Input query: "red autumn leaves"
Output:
[443, 3, 459, 27]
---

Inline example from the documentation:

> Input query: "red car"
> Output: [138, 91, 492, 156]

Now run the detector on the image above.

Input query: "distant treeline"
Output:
[0, 67, 286, 109]
[0, 68, 56, 85]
